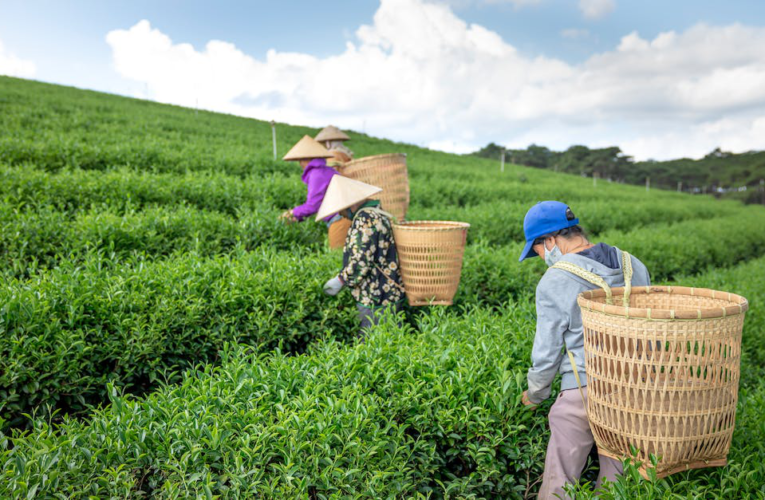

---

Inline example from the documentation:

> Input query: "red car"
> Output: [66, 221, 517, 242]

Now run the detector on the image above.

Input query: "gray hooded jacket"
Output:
[527, 247, 651, 404]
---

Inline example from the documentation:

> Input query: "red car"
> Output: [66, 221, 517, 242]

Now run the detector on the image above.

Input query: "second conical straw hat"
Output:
[315, 125, 350, 142]
[283, 135, 334, 161]
[315, 175, 382, 221]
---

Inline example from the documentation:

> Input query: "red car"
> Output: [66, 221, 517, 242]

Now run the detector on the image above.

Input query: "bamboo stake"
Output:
[270, 120, 277, 160]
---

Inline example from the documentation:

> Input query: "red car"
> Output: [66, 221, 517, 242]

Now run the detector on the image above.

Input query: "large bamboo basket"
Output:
[393, 221, 469, 306]
[578, 286, 748, 479]
[340, 154, 409, 221]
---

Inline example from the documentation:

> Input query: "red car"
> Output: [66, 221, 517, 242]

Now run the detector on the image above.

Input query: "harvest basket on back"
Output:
[577, 281, 748, 479]
[340, 154, 409, 221]
[393, 221, 469, 306]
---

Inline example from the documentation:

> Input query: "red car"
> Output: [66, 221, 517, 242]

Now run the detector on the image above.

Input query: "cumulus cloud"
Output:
[106, 0, 765, 160]
[579, 0, 615, 19]
[0, 39, 36, 78]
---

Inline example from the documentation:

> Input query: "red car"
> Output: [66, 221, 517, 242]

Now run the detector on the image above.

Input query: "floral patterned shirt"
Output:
[340, 202, 405, 308]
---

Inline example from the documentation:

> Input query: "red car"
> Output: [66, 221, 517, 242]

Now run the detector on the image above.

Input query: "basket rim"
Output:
[344, 153, 407, 166]
[393, 220, 471, 231]
[578, 285, 749, 320]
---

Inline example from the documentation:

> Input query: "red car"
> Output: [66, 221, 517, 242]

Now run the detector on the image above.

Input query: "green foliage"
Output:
[0, 250, 356, 427]
[1, 75, 765, 498]
[3, 258, 765, 498]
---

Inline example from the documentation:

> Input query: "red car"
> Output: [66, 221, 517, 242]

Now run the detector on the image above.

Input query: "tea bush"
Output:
[0, 202, 326, 278]
[2, 258, 764, 498]
[0, 249, 356, 426]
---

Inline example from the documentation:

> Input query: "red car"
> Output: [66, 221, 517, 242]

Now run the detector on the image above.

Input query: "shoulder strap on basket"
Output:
[622, 251, 633, 307]
[557, 250, 636, 415]
[356, 206, 396, 223]
[551, 261, 614, 305]
[551, 250, 635, 307]
[567, 350, 587, 409]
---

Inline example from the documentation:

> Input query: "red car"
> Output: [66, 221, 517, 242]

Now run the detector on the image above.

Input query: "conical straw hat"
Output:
[315, 175, 382, 221]
[315, 125, 350, 142]
[283, 135, 333, 161]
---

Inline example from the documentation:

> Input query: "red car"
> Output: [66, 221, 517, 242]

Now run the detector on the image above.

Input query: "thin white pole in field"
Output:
[500, 147, 505, 173]
[593, 172, 598, 188]
[270, 120, 277, 160]
[646, 177, 650, 193]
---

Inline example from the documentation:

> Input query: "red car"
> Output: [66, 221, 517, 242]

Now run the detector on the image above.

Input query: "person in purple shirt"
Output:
[280, 135, 350, 248]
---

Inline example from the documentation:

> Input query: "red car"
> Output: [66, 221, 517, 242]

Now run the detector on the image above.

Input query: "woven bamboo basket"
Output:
[340, 154, 409, 221]
[578, 285, 748, 479]
[393, 221, 469, 306]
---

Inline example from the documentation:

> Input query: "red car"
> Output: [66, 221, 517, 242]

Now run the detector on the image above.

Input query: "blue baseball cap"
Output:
[519, 201, 580, 262]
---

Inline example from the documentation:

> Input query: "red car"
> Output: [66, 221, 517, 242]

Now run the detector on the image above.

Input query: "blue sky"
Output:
[2, 0, 765, 159]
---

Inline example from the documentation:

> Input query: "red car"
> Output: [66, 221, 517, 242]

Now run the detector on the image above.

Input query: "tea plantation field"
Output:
[1, 76, 764, 498]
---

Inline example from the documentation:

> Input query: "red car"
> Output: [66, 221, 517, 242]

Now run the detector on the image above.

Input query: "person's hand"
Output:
[323, 276, 344, 296]
[279, 209, 296, 223]
[521, 390, 538, 409]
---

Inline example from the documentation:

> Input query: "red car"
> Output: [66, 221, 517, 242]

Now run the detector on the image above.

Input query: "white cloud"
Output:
[561, 28, 590, 40]
[579, 0, 615, 20]
[106, 1, 765, 161]
[429, 0, 541, 8]
[0, 39, 36, 78]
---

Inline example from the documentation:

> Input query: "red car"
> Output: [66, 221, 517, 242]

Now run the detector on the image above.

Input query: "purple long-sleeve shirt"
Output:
[292, 158, 338, 222]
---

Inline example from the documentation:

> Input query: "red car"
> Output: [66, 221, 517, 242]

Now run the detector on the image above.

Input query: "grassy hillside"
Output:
[0, 76, 764, 498]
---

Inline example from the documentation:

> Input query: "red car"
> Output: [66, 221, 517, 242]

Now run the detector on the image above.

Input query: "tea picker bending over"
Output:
[317, 176, 405, 338]
[315, 125, 355, 248]
[280, 135, 347, 249]
[315, 125, 354, 167]
[518, 201, 651, 499]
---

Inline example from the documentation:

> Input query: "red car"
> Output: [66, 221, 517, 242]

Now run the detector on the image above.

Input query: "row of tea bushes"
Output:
[2, 166, 759, 281]
[0, 164, 303, 216]
[0, 77, 308, 177]
[0, 305, 548, 498]
[0, 249, 356, 427]
[3, 258, 765, 498]
[409, 197, 746, 245]
[4, 210, 765, 425]
[603, 211, 765, 281]
[0, 202, 326, 278]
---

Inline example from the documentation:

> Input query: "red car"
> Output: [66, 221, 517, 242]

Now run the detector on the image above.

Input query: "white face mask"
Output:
[544, 241, 563, 267]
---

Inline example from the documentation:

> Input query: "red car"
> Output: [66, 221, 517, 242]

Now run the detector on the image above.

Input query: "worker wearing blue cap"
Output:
[518, 201, 652, 499]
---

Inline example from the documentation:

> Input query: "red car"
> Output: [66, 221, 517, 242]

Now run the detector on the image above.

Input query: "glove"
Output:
[323, 276, 344, 296]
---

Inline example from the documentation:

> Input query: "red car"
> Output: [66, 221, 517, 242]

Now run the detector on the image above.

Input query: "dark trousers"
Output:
[356, 302, 403, 341]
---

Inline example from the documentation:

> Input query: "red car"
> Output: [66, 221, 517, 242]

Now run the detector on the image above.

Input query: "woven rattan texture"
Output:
[393, 221, 469, 306]
[340, 154, 409, 221]
[580, 289, 746, 478]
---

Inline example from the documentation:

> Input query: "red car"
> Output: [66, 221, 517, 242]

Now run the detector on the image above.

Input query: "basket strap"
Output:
[551, 250, 635, 307]
[374, 264, 406, 293]
[357, 206, 396, 223]
[552, 261, 614, 305]
[567, 350, 587, 410]
[622, 251, 633, 307]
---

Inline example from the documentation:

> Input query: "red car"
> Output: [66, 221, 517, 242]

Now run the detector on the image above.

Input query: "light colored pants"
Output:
[538, 387, 622, 499]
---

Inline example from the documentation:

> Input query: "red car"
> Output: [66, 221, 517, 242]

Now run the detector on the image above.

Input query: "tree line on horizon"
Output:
[472, 143, 765, 205]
